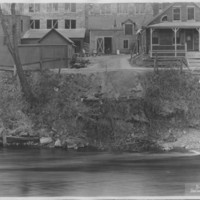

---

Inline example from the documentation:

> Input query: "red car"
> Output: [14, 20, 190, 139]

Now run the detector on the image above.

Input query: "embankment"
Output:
[0, 69, 200, 152]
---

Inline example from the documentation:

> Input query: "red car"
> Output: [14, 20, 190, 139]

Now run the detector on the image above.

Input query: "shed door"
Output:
[97, 38, 104, 53]
[186, 30, 194, 51]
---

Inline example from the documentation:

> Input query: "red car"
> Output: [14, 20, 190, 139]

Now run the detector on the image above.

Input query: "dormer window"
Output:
[100, 4, 111, 15]
[173, 7, 181, 20]
[125, 24, 133, 35]
[161, 15, 168, 22]
[188, 7, 195, 20]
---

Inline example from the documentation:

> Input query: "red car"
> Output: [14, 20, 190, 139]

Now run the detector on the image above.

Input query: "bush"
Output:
[142, 69, 200, 129]
[0, 72, 32, 134]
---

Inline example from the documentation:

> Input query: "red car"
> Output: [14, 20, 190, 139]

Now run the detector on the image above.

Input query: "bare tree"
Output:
[0, 3, 36, 104]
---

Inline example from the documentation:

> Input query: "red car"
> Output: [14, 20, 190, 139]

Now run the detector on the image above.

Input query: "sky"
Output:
[0, 0, 197, 3]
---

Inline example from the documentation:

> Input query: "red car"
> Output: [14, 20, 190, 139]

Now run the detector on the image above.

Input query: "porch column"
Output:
[150, 28, 154, 57]
[196, 28, 200, 52]
[172, 28, 178, 57]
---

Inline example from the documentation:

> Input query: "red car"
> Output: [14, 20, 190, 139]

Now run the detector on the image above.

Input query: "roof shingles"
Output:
[22, 29, 86, 39]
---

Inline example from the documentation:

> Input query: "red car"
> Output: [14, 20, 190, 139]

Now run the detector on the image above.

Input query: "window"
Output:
[47, 19, 58, 29]
[29, 4, 34, 12]
[123, 40, 129, 49]
[18, 3, 24, 13]
[152, 31, 159, 44]
[47, 3, 58, 12]
[30, 20, 40, 29]
[29, 3, 40, 13]
[161, 15, 168, 22]
[125, 24, 133, 35]
[35, 4, 40, 12]
[21, 20, 23, 32]
[173, 7, 181, 20]
[65, 3, 76, 12]
[135, 3, 145, 14]
[65, 20, 76, 29]
[100, 4, 111, 15]
[188, 7, 194, 20]
[117, 3, 128, 14]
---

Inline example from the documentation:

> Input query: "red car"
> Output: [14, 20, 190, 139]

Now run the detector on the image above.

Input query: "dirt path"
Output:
[52, 54, 153, 75]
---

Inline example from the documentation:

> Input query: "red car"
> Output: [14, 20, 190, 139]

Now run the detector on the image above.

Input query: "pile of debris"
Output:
[70, 55, 90, 69]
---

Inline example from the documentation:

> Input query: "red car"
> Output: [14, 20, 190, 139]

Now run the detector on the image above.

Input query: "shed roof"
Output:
[148, 21, 200, 28]
[38, 29, 74, 44]
[22, 29, 86, 39]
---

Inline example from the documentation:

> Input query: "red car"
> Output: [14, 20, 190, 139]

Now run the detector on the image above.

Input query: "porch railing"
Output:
[151, 44, 186, 57]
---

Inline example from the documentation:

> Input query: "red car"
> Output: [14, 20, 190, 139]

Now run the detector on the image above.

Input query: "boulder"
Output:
[19, 132, 29, 137]
[65, 138, 78, 149]
[55, 139, 62, 148]
[38, 128, 51, 137]
[132, 112, 149, 123]
[40, 137, 53, 145]
[63, 137, 88, 150]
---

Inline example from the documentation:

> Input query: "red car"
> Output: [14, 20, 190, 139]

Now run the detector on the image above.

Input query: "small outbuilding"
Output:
[37, 29, 75, 58]
[21, 28, 85, 53]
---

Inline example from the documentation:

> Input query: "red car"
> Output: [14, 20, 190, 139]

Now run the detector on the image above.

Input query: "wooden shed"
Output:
[38, 28, 75, 58]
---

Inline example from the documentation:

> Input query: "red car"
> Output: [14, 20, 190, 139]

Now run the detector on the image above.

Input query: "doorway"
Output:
[185, 30, 194, 51]
[96, 38, 104, 54]
[104, 37, 112, 54]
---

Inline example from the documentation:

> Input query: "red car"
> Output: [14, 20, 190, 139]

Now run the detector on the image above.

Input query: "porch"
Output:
[148, 22, 200, 58]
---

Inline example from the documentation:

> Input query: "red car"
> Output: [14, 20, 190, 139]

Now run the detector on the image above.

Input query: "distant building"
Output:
[0, 3, 168, 57]
[17, 3, 86, 53]
[87, 3, 154, 54]
[0, 14, 30, 66]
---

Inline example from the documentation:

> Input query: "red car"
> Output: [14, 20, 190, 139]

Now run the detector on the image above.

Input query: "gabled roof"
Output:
[145, 2, 200, 27]
[22, 28, 86, 39]
[121, 19, 136, 25]
[38, 29, 74, 44]
[144, 3, 175, 27]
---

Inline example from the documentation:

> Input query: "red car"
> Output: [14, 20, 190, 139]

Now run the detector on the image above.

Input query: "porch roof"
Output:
[148, 22, 200, 29]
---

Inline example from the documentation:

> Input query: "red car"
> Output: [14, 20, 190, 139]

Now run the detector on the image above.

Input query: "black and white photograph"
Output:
[0, 0, 200, 199]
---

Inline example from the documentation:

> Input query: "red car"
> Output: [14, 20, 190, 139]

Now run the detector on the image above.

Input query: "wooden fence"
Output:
[0, 44, 73, 73]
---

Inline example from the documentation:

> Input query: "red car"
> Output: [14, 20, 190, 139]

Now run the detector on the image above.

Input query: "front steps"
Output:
[186, 52, 200, 69]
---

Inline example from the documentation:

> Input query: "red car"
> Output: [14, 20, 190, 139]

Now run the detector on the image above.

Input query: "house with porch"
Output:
[143, 2, 200, 59]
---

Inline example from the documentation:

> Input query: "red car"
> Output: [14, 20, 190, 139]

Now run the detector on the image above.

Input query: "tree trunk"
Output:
[0, 4, 36, 104]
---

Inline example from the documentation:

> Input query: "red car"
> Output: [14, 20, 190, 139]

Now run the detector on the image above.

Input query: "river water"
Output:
[0, 148, 200, 197]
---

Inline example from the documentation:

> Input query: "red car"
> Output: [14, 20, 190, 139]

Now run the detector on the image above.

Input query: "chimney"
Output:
[152, 3, 159, 16]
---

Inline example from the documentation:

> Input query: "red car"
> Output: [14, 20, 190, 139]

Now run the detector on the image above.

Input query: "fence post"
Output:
[13, 64, 17, 77]
[2, 130, 7, 147]
[65, 46, 68, 68]
[185, 42, 187, 57]
[58, 58, 62, 76]
[154, 53, 158, 73]
[180, 58, 183, 73]
[40, 46, 43, 71]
